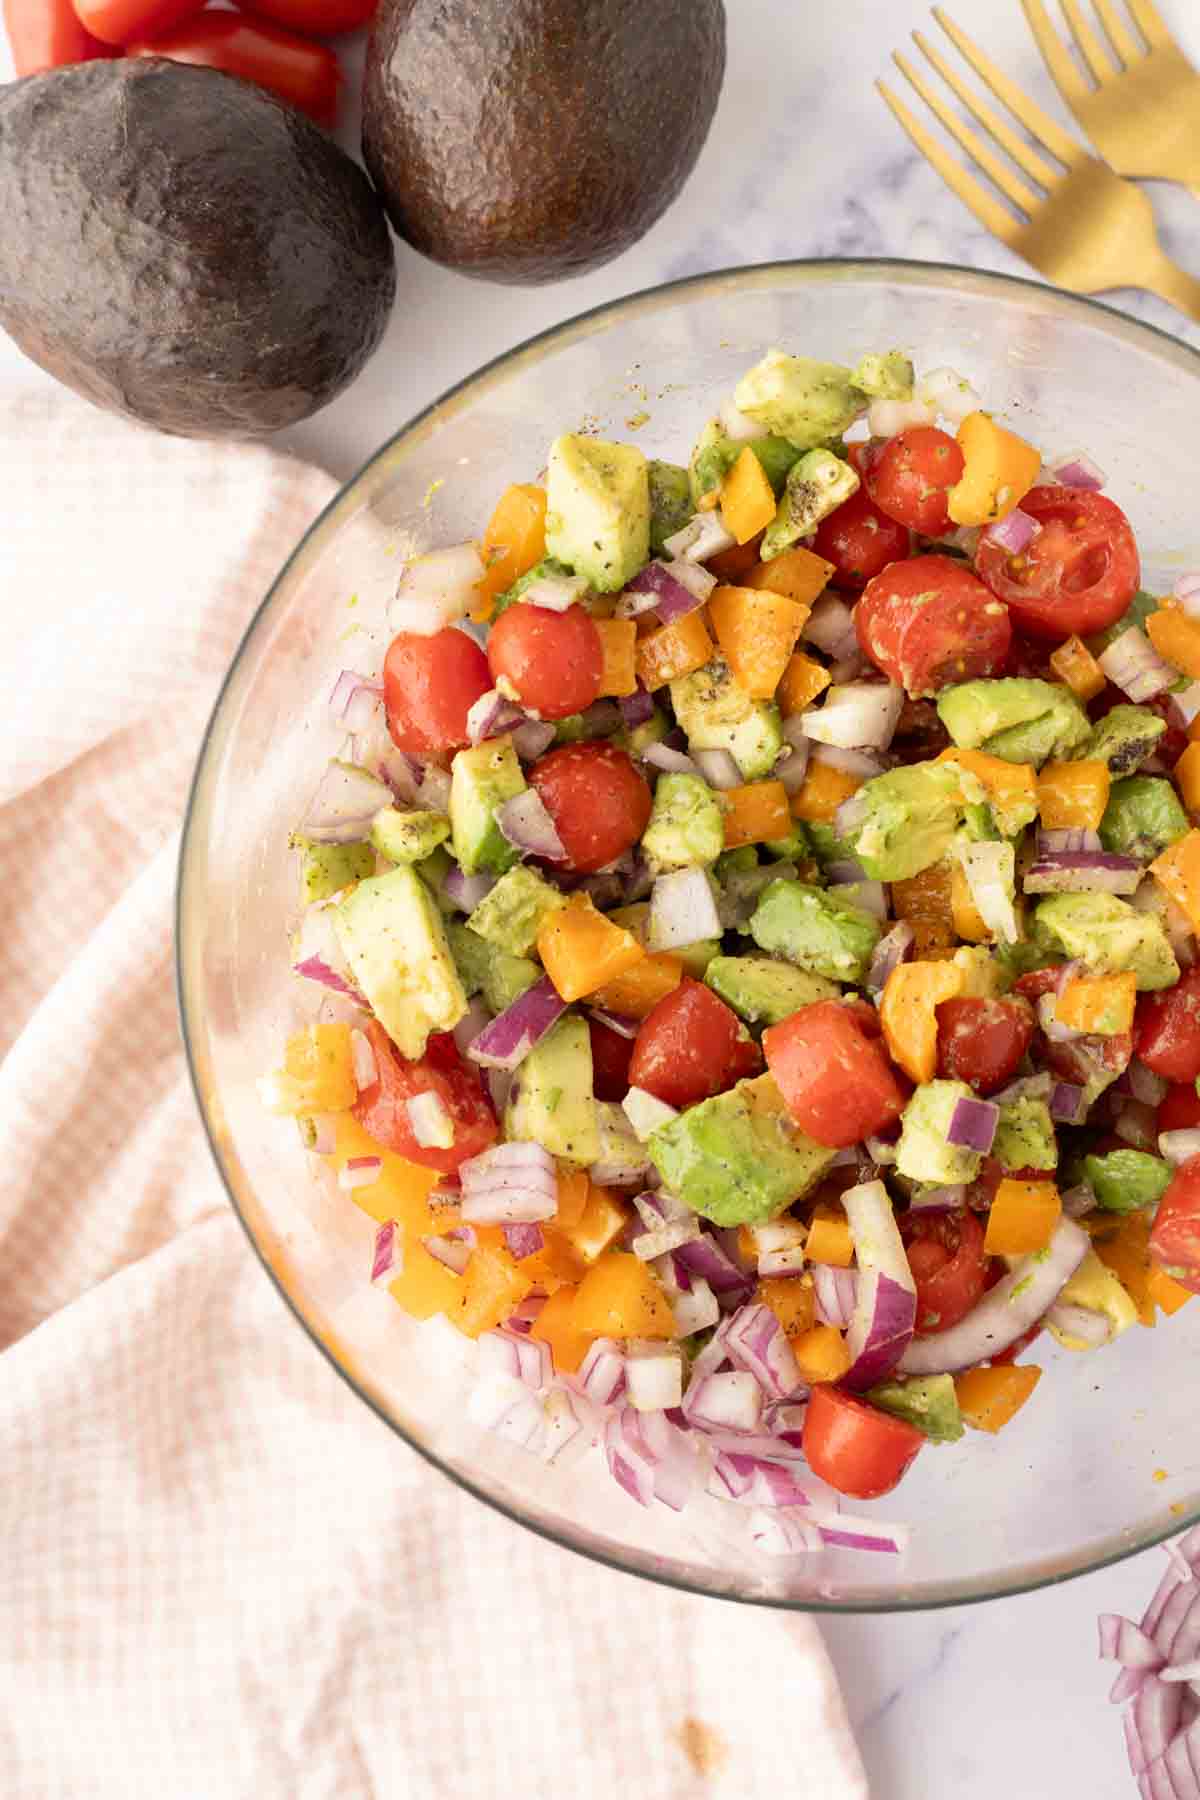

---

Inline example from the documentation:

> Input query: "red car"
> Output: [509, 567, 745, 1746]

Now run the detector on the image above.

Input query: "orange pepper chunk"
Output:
[331, 1113, 440, 1233]
[268, 1022, 357, 1115]
[789, 760, 863, 824]
[743, 544, 836, 608]
[388, 1236, 465, 1321]
[537, 894, 645, 1002]
[805, 1202, 854, 1268]
[955, 1364, 1042, 1432]
[1056, 971, 1136, 1036]
[557, 1184, 631, 1265]
[1146, 1262, 1194, 1317]
[950, 861, 990, 944]
[1092, 1211, 1157, 1327]
[1151, 830, 1200, 935]
[708, 584, 809, 699]
[983, 1180, 1061, 1256]
[571, 1250, 676, 1339]
[530, 1284, 596, 1374]
[720, 445, 778, 544]
[778, 650, 831, 717]
[880, 960, 965, 1084]
[938, 747, 1037, 820]
[1049, 634, 1106, 702]
[593, 617, 638, 697]
[758, 1276, 816, 1340]
[1175, 743, 1200, 814]
[1147, 605, 1200, 681]
[947, 411, 1040, 527]
[590, 953, 683, 1019]
[454, 1243, 534, 1338]
[706, 534, 764, 583]
[635, 612, 714, 690]
[473, 483, 547, 619]
[790, 1323, 852, 1384]
[722, 780, 792, 849]
[555, 1166, 591, 1230]
[1037, 759, 1111, 831]
[892, 863, 957, 957]
[512, 1230, 585, 1294]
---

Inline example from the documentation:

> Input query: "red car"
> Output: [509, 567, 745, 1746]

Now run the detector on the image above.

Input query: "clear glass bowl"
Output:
[178, 259, 1200, 1611]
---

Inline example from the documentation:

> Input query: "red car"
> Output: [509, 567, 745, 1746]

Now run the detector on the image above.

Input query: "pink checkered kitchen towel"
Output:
[0, 388, 867, 1800]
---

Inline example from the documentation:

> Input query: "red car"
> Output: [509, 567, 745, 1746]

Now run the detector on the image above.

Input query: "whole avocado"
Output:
[0, 60, 396, 438]
[362, 0, 726, 284]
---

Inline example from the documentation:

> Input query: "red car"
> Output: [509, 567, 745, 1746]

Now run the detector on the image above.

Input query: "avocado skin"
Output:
[0, 60, 396, 438]
[362, 0, 726, 284]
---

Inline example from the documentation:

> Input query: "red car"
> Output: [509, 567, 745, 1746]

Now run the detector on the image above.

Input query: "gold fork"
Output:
[878, 7, 1200, 322]
[1021, 0, 1200, 201]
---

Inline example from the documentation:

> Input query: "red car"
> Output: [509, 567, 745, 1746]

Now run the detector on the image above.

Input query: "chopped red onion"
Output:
[502, 1222, 544, 1260]
[292, 953, 363, 1004]
[389, 541, 485, 635]
[370, 1219, 403, 1286]
[803, 594, 858, 659]
[671, 1275, 720, 1335]
[829, 878, 888, 922]
[338, 1156, 381, 1192]
[816, 742, 884, 778]
[467, 976, 566, 1072]
[825, 856, 869, 884]
[812, 1264, 857, 1328]
[662, 511, 736, 563]
[496, 790, 567, 861]
[747, 1510, 824, 1557]
[633, 1220, 698, 1260]
[443, 865, 496, 912]
[683, 1370, 764, 1432]
[523, 571, 589, 611]
[992, 1070, 1054, 1105]
[626, 1342, 684, 1412]
[801, 682, 905, 751]
[901, 1218, 1089, 1373]
[623, 558, 712, 623]
[423, 1232, 471, 1274]
[1099, 629, 1178, 705]
[329, 670, 385, 735]
[466, 688, 526, 746]
[298, 758, 393, 844]
[467, 1370, 546, 1448]
[866, 921, 915, 994]
[1050, 1081, 1087, 1125]
[981, 507, 1039, 556]
[1024, 850, 1143, 895]
[622, 1086, 679, 1141]
[588, 1005, 640, 1040]
[511, 719, 557, 761]
[603, 1414, 657, 1508]
[459, 1140, 558, 1224]
[452, 995, 491, 1059]
[752, 1218, 807, 1279]
[579, 699, 623, 738]
[1128, 1060, 1170, 1107]
[840, 1179, 916, 1389]
[783, 712, 815, 752]
[723, 1303, 802, 1399]
[648, 866, 722, 950]
[643, 743, 700, 776]
[1050, 454, 1106, 490]
[1101, 1615, 1168, 1671]
[808, 1509, 910, 1556]
[1113, 1096, 1158, 1150]
[618, 684, 656, 728]
[674, 1230, 755, 1301]
[405, 1090, 453, 1148]
[1159, 1130, 1200, 1167]
[718, 395, 763, 440]
[774, 743, 812, 795]
[834, 788, 870, 841]
[692, 747, 742, 790]
[578, 1338, 626, 1406]
[946, 1095, 999, 1154]
[1039, 827, 1103, 856]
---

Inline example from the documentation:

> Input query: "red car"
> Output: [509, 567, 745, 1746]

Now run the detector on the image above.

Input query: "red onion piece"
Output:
[329, 670, 385, 735]
[812, 1263, 857, 1328]
[981, 507, 1039, 555]
[389, 541, 485, 635]
[466, 688, 525, 746]
[370, 1220, 403, 1286]
[502, 1222, 544, 1260]
[673, 1231, 755, 1301]
[467, 976, 566, 1072]
[834, 789, 870, 843]
[587, 1005, 640, 1040]
[801, 682, 905, 752]
[946, 1095, 999, 1154]
[1050, 454, 1106, 490]
[841, 1180, 918, 1389]
[1024, 851, 1142, 895]
[683, 1370, 763, 1432]
[443, 865, 496, 912]
[909, 1183, 966, 1212]
[1050, 1081, 1087, 1125]
[807, 1509, 909, 1556]
[523, 571, 588, 612]
[662, 512, 736, 563]
[723, 1303, 802, 1400]
[292, 953, 363, 1003]
[298, 759, 392, 845]
[511, 719, 557, 761]
[459, 1140, 558, 1224]
[1099, 629, 1178, 705]
[1038, 828, 1103, 856]
[692, 747, 742, 790]
[578, 1338, 626, 1406]
[624, 558, 709, 623]
[339, 1156, 381, 1192]
[452, 995, 491, 1059]
[496, 790, 567, 861]
[643, 743, 700, 776]
[747, 1511, 824, 1557]
[626, 1344, 685, 1412]
[618, 684, 656, 728]
[901, 1218, 1089, 1373]
[423, 1232, 471, 1274]
[1160, 1129, 1200, 1166]
[1130, 1060, 1170, 1107]
[803, 594, 858, 659]
[866, 921, 915, 994]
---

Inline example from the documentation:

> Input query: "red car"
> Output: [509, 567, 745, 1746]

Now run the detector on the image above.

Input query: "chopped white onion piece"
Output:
[1159, 1130, 1200, 1167]
[915, 365, 981, 426]
[523, 573, 588, 611]
[672, 1275, 721, 1336]
[867, 396, 936, 437]
[1098, 628, 1178, 705]
[1174, 571, 1200, 620]
[811, 742, 884, 779]
[1170, 679, 1200, 725]
[800, 682, 904, 751]
[389, 542, 485, 635]
[718, 397, 763, 441]
[692, 747, 742, 790]
[663, 511, 736, 563]
[405, 1090, 454, 1149]
[959, 840, 1020, 944]
[622, 1085, 679, 1141]
[802, 594, 857, 657]
[626, 1342, 685, 1412]
[753, 1218, 807, 1278]
[648, 867, 722, 951]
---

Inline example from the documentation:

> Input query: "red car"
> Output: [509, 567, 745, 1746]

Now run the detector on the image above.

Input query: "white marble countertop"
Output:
[4, 2, 1199, 1792]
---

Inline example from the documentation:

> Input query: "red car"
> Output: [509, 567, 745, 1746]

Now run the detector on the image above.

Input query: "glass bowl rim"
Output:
[176, 255, 1200, 1613]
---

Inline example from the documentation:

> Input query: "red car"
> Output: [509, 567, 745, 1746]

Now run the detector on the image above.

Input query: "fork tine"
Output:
[1091, 0, 1144, 64]
[1124, 0, 1172, 49]
[1061, 0, 1120, 80]
[876, 80, 1023, 245]
[913, 29, 1062, 187]
[933, 7, 1084, 166]
[891, 51, 1042, 214]
[1020, 0, 1091, 101]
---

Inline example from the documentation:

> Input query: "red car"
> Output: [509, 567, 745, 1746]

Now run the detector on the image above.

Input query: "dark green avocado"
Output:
[0, 59, 396, 439]
[362, 0, 726, 285]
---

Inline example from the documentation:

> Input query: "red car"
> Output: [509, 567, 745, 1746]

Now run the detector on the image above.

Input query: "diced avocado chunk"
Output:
[674, 939, 721, 977]
[843, 762, 965, 882]
[733, 350, 865, 450]
[446, 920, 540, 1013]
[705, 954, 838, 1025]
[804, 821, 861, 866]
[1035, 892, 1178, 991]
[851, 351, 914, 400]
[670, 657, 783, 780]
[450, 737, 526, 875]
[937, 679, 1090, 767]
[895, 1080, 983, 1185]
[614, 707, 669, 757]
[1084, 706, 1168, 776]
[1101, 776, 1189, 861]
[764, 824, 809, 860]
[466, 864, 567, 956]
[370, 807, 450, 865]
[1084, 1149, 1172, 1213]
[416, 844, 457, 914]
[993, 1097, 1057, 1173]
[333, 866, 466, 1060]
[643, 772, 724, 871]
[647, 459, 694, 553]
[647, 1074, 835, 1226]
[505, 1014, 599, 1165]
[1047, 1249, 1138, 1348]
[545, 434, 650, 593]
[492, 556, 576, 620]
[867, 1373, 963, 1443]
[688, 417, 797, 506]
[749, 878, 880, 983]
[760, 449, 860, 560]
[293, 837, 374, 905]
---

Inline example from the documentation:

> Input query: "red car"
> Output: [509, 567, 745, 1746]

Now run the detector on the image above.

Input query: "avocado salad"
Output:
[262, 345, 1200, 1552]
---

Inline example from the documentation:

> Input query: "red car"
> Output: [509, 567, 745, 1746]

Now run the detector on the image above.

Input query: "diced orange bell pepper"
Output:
[267, 1022, 357, 1115]
[947, 411, 1041, 527]
[805, 1202, 854, 1268]
[778, 650, 832, 717]
[720, 446, 778, 544]
[590, 953, 683, 1019]
[706, 535, 764, 583]
[1037, 760, 1111, 831]
[512, 1230, 585, 1294]
[571, 1250, 676, 1339]
[1175, 743, 1200, 814]
[537, 894, 645, 1002]
[555, 1166, 591, 1230]
[558, 1184, 631, 1265]
[984, 1180, 1061, 1256]
[454, 1243, 534, 1338]
[790, 760, 863, 824]
[758, 1276, 816, 1340]
[592, 617, 638, 697]
[388, 1237, 465, 1321]
[1049, 634, 1107, 702]
[955, 1364, 1042, 1432]
[743, 544, 835, 608]
[880, 960, 965, 1084]
[1056, 971, 1136, 1036]
[530, 1284, 596, 1374]
[950, 862, 990, 944]
[1092, 1211, 1157, 1327]
[331, 1113, 440, 1232]
[938, 747, 1037, 820]
[790, 1324, 852, 1384]
[892, 863, 957, 957]
[635, 612, 714, 690]
[1151, 830, 1200, 934]
[473, 483, 547, 619]
[1147, 606, 1200, 681]
[708, 585, 809, 699]
[722, 780, 792, 849]
[1146, 1262, 1194, 1317]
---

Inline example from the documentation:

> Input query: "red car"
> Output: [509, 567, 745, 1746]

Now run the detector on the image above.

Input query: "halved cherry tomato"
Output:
[865, 426, 965, 536]
[129, 12, 342, 125]
[763, 1000, 906, 1149]
[855, 554, 1012, 697]
[3, 0, 114, 72]
[588, 1016, 635, 1102]
[935, 996, 1035, 1095]
[629, 980, 755, 1109]
[1041, 1028, 1132, 1087]
[235, 0, 378, 35]
[975, 487, 1139, 641]
[812, 486, 910, 590]
[899, 1209, 989, 1336]
[1150, 1155, 1200, 1295]
[1012, 966, 1062, 1001]
[528, 744, 652, 874]
[72, 0, 202, 46]
[352, 1022, 497, 1177]
[1158, 1083, 1200, 1137]
[383, 628, 492, 755]
[802, 1384, 925, 1500]
[486, 602, 604, 722]
[1134, 968, 1200, 1084]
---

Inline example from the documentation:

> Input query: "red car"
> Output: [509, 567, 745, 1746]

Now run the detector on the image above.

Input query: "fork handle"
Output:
[1145, 254, 1200, 325]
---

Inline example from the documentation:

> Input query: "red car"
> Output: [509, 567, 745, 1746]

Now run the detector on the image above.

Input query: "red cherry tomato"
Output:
[1158, 1083, 1200, 1136]
[801, 1384, 925, 1500]
[855, 554, 1012, 698]
[866, 426, 965, 536]
[935, 996, 1035, 1095]
[628, 980, 751, 1109]
[352, 1022, 497, 1177]
[1134, 968, 1200, 1084]
[588, 1017, 635, 1102]
[899, 1209, 990, 1336]
[72, 0, 202, 46]
[129, 12, 342, 124]
[1150, 1155, 1200, 1295]
[528, 743, 652, 874]
[974, 487, 1140, 641]
[235, 0, 378, 35]
[3, 0, 114, 72]
[486, 602, 604, 722]
[1012, 966, 1063, 1001]
[763, 1000, 906, 1149]
[1042, 1028, 1132, 1087]
[383, 628, 492, 755]
[812, 486, 911, 591]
